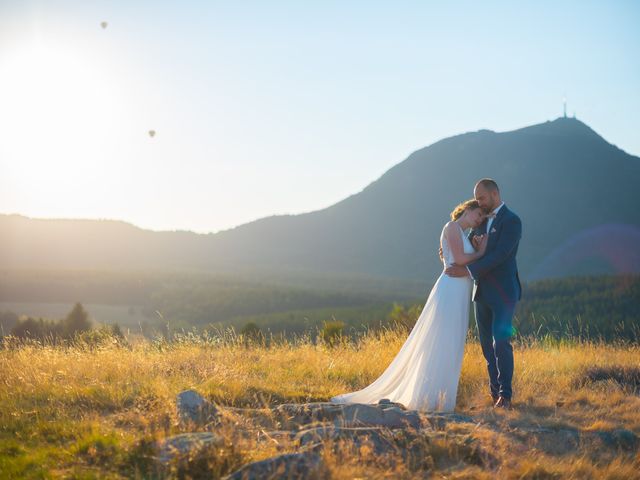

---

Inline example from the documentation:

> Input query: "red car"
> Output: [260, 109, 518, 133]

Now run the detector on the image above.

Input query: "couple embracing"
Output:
[331, 178, 522, 411]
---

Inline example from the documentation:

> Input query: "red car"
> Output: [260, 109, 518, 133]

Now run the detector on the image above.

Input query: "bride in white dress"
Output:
[330, 199, 488, 412]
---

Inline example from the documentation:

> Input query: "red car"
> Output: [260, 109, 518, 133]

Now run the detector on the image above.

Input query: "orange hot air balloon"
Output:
[148, 130, 156, 138]
[101, 21, 108, 29]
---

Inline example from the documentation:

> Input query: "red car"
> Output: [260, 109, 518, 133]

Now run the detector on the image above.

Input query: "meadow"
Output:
[1, 327, 639, 479]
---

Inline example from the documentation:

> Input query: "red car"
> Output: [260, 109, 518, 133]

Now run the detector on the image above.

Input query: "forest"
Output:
[1, 272, 637, 343]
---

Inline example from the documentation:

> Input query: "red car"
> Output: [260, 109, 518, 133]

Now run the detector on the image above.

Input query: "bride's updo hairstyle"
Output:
[450, 199, 481, 221]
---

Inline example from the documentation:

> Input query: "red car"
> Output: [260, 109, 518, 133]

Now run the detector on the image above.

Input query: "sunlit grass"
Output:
[1, 328, 639, 478]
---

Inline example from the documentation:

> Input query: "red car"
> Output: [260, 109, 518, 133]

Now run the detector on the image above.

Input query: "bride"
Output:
[330, 199, 488, 412]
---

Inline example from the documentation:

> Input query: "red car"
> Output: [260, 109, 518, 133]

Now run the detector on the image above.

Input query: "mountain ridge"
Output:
[2, 117, 638, 288]
[1, 117, 624, 235]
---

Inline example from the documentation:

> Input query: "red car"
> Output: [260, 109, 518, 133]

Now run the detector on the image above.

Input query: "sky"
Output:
[1, 0, 638, 234]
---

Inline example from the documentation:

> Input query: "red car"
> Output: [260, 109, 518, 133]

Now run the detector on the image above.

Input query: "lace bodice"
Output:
[441, 222, 475, 267]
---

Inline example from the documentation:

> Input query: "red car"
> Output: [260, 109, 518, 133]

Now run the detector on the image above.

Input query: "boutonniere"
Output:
[490, 227, 497, 233]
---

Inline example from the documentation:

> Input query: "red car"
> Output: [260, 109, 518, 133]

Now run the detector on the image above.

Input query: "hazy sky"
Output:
[1, 1, 638, 233]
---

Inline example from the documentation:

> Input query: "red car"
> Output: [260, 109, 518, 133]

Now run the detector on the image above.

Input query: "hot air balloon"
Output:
[148, 130, 156, 138]
[100, 21, 108, 29]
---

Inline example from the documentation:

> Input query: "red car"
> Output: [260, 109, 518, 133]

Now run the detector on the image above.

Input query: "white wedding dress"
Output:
[330, 222, 474, 412]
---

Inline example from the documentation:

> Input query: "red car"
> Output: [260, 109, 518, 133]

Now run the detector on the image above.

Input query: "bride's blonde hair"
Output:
[450, 199, 481, 221]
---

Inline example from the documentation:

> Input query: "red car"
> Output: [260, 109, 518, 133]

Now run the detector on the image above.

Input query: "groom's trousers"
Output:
[474, 299, 515, 399]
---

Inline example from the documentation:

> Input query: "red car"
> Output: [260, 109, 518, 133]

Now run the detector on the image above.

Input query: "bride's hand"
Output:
[477, 234, 488, 254]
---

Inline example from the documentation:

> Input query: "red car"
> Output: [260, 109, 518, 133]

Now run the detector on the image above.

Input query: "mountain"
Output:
[2, 117, 639, 290]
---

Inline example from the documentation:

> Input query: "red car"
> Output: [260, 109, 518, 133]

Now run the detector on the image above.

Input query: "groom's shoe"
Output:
[494, 396, 513, 410]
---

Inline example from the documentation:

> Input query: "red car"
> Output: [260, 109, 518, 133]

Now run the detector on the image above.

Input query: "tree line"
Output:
[1, 274, 637, 343]
[2, 302, 124, 343]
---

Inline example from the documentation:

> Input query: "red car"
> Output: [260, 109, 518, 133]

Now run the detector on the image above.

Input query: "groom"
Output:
[445, 178, 522, 409]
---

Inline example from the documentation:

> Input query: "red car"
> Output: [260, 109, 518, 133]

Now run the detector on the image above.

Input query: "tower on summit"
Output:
[563, 96, 567, 118]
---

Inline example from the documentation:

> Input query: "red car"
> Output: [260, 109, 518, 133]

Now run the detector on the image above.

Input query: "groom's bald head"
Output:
[474, 178, 501, 212]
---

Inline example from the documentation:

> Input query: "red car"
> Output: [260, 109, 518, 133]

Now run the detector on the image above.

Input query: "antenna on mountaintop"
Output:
[563, 95, 567, 118]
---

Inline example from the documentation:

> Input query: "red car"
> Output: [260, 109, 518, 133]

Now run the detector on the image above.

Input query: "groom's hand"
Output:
[445, 265, 470, 277]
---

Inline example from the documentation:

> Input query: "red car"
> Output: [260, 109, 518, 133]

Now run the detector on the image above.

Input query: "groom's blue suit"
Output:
[467, 204, 522, 400]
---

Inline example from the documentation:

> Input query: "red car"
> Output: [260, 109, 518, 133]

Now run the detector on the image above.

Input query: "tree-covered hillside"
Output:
[2, 271, 637, 342]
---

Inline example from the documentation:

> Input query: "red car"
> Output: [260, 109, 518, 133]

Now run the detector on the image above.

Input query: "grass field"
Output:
[1, 328, 639, 479]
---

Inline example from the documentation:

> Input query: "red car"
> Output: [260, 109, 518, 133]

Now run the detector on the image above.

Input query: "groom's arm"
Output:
[467, 215, 522, 280]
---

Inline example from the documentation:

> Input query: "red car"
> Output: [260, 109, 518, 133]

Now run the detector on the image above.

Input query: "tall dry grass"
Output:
[0, 327, 638, 478]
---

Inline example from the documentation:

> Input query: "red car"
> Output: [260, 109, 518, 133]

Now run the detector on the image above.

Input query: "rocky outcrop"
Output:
[162, 390, 639, 479]
[272, 400, 423, 429]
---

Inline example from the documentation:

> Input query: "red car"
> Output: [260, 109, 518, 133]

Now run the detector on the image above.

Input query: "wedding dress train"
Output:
[330, 222, 473, 412]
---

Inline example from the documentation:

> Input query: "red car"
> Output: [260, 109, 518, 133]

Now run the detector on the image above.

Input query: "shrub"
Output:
[10, 316, 62, 342]
[320, 319, 345, 347]
[239, 321, 264, 346]
[63, 302, 92, 337]
[387, 302, 422, 331]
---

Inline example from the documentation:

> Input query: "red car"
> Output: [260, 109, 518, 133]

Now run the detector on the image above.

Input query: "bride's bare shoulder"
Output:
[442, 221, 456, 233]
[440, 221, 455, 240]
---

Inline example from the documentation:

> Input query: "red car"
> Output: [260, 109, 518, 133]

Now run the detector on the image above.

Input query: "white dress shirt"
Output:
[486, 201, 505, 234]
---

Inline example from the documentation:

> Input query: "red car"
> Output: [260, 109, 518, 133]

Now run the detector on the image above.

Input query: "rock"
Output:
[337, 403, 422, 429]
[274, 402, 422, 430]
[156, 432, 224, 464]
[294, 425, 438, 472]
[593, 429, 638, 450]
[421, 412, 475, 430]
[176, 389, 220, 426]
[498, 425, 638, 455]
[224, 452, 327, 480]
[377, 398, 407, 409]
[295, 425, 392, 452]
[535, 427, 581, 455]
[430, 431, 498, 469]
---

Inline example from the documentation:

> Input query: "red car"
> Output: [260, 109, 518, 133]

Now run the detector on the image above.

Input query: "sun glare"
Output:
[0, 38, 124, 189]
[0, 36, 135, 215]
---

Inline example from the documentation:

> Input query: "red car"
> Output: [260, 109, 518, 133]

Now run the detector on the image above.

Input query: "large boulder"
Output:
[295, 425, 406, 454]
[274, 400, 422, 429]
[224, 452, 327, 480]
[176, 389, 221, 427]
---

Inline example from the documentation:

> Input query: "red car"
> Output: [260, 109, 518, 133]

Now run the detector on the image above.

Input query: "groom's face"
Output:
[474, 185, 498, 213]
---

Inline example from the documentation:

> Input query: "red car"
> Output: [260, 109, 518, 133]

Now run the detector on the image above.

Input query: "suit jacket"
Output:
[467, 204, 522, 304]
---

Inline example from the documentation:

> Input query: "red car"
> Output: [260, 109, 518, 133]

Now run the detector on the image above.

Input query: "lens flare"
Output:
[529, 224, 640, 280]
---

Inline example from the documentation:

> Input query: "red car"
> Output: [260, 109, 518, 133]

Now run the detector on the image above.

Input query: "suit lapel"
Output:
[474, 204, 508, 239]
[487, 204, 508, 246]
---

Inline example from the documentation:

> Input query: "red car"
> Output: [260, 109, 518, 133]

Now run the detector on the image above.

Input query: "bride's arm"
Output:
[444, 222, 486, 266]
